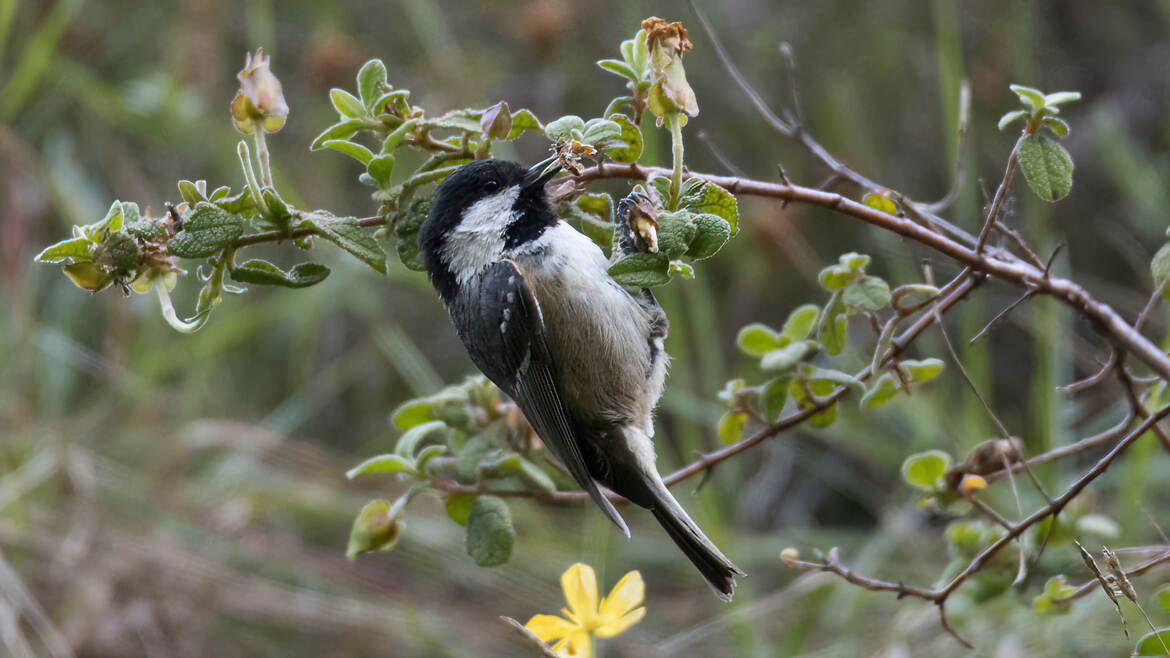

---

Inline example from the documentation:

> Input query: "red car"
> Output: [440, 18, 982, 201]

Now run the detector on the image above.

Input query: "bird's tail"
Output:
[647, 477, 744, 601]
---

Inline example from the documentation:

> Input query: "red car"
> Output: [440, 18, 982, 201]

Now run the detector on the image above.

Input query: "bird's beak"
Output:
[525, 158, 562, 191]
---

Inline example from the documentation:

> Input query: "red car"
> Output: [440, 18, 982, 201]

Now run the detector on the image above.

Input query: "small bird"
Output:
[419, 159, 743, 599]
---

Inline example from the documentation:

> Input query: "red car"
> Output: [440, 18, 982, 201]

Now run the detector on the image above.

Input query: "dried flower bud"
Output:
[231, 48, 289, 134]
[1102, 546, 1137, 602]
[640, 17, 698, 119]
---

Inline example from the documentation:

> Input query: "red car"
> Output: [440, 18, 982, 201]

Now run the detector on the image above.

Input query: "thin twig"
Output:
[920, 81, 971, 214]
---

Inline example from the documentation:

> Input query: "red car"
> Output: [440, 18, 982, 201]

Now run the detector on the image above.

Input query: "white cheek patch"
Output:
[442, 185, 521, 283]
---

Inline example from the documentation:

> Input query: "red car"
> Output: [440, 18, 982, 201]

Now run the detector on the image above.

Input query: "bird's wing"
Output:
[451, 260, 629, 536]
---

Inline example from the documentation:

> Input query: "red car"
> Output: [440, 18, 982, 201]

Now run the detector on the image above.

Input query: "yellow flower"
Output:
[526, 563, 646, 658]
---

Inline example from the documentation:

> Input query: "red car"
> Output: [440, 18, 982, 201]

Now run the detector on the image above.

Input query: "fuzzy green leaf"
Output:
[323, 139, 375, 165]
[169, 203, 245, 258]
[597, 58, 637, 81]
[860, 372, 900, 408]
[901, 358, 945, 383]
[842, 275, 891, 312]
[1017, 133, 1074, 202]
[230, 259, 331, 288]
[901, 450, 951, 489]
[717, 410, 746, 445]
[35, 236, 93, 264]
[505, 108, 543, 139]
[346, 454, 419, 479]
[311, 119, 367, 151]
[301, 212, 387, 274]
[395, 420, 448, 458]
[608, 252, 670, 288]
[346, 499, 404, 559]
[544, 115, 585, 142]
[598, 113, 642, 163]
[445, 494, 475, 527]
[330, 88, 367, 119]
[356, 59, 387, 109]
[1009, 84, 1045, 111]
[761, 341, 814, 371]
[679, 181, 739, 235]
[781, 304, 820, 340]
[760, 377, 789, 422]
[997, 109, 1028, 131]
[1153, 243, 1170, 299]
[466, 496, 514, 567]
[736, 323, 781, 356]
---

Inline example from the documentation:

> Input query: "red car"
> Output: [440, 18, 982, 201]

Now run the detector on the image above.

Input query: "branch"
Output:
[578, 162, 1170, 384]
[232, 214, 387, 248]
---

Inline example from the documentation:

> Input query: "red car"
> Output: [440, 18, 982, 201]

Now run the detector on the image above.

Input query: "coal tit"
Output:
[419, 159, 742, 600]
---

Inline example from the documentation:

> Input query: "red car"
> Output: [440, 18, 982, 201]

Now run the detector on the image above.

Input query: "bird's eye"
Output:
[483, 180, 501, 193]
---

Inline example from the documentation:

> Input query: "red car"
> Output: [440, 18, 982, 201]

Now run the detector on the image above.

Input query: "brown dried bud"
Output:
[231, 48, 289, 134]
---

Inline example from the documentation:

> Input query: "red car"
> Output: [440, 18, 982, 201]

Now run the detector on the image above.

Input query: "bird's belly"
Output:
[520, 261, 655, 427]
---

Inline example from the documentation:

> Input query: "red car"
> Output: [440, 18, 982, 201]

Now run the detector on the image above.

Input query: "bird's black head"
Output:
[420, 159, 560, 302]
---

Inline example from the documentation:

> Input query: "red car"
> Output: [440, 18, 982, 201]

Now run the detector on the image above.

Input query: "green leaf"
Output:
[63, 262, 112, 291]
[679, 181, 739, 235]
[655, 210, 697, 259]
[230, 259, 331, 288]
[781, 304, 819, 340]
[901, 450, 951, 489]
[330, 88, 367, 119]
[842, 275, 891, 312]
[466, 496, 514, 567]
[544, 115, 585, 142]
[608, 252, 670, 288]
[1033, 575, 1075, 616]
[347, 498, 405, 559]
[1157, 585, 1170, 613]
[169, 203, 245, 258]
[371, 89, 411, 115]
[1044, 91, 1082, 107]
[860, 372, 900, 408]
[737, 323, 781, 356]
[598, 113, 642, 164]
[311, 119, 367, 151]
[759, 377, 789, 422]
[1135, 629, 1170, 656]
[481, 454, 557, 493]
[818, 264, 853, 291]
[862, 192, 897, 215]
[717, 410, 746, 445]
[997, 109, 1028, 131]
[840, 252, 871, 272]
[428, 108, 482, 133]
[1153, 243, 1170, 299]
[445, 494, 475, 527]
[687, 213, 731, 259]
[392, 387, 469, 430]
[395, 420, 448, 458]
[817, 291, 847, 355]
[597, 58, 637, 80]
[213, 189, 254, 215]
[1042, 116, 1070, 136]
[901, 358, 944, 383]
[580, 118, 622, 145]
[380, 118, 419, 154]
[505, 108, 542, 139]
[870, 316, 899, 376]
[761, 341, 814, 371]
[803, 364, 865, 395]
[356, 59, 388, 109]
[367, 155, 395, 187]
[177, 179, 206, 204]
[717, 378, 746, 406]
[301, 212, 388, 274]
[346, 454, 419, 479]
[1009, 84, 1045, 111]
[323, 139, 375, 165]
[35, 236, 93, 264]
[1017, 133, 1074, 202]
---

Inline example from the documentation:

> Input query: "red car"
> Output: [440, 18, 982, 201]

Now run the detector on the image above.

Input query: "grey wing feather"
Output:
[452, 260, 630, 537]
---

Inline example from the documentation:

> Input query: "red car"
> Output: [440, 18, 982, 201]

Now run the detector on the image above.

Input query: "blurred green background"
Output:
[5, 0, 1170, 656]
